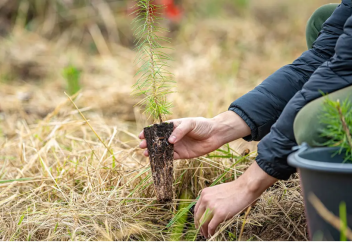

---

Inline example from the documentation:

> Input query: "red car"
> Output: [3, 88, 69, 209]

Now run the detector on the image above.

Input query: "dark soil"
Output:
[144, 122, 174, 203]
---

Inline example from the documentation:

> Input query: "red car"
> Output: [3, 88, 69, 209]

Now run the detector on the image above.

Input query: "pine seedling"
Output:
[132, 0, 175, 123]
[319, 98, 352, 161]
[131, 0, 176, 203]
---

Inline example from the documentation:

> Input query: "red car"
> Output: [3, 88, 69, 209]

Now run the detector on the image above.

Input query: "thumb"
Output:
[168, 119, 195, 144]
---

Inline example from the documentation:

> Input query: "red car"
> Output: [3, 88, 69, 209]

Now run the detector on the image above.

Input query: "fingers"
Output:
[173, 151, 180, 160]
[138, 118, 189, 144]
[194, 187, 225, 238]
[139, 139, 147, 149]
[138, 130, 144, 139]
[139, 131, 146, 154]
[195, 206, 224, 239]
[199, 209, 213, 238]
[207, 214, 224, 238]
[168, 119, 195, 144]
[139, 140, 148, 157]
[195, 194, 214, 238]
[138, 119, 182, 143]
[139, 118, 190, 158]
[139, 119, 182, 140]
[194, 194, 202, 216]
[194, 202, 205, 229]
[165, 119, 182, 128]
[194, 190, 206, 229]
[140, 140, 181, 159]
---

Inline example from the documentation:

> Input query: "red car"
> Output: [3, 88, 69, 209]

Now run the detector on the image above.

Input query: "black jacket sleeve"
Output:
[228, 0, 352, 141]
[257, 13, 352, 180]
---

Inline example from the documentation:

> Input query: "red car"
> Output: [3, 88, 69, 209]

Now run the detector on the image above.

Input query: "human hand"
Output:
[194, 162, 278, 238]
[139, 111, 251, 159]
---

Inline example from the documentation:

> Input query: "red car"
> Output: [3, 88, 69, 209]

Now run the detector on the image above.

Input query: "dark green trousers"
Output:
[294, 3, 352, 146]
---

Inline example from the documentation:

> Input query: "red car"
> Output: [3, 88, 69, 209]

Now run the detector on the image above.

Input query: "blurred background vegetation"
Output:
[0, 0, 334, 240]
[0, 0, 332, 126]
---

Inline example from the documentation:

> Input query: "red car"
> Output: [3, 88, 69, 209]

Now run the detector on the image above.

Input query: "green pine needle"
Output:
[132, 0, 175, 123]
[319, 97, 352, 161]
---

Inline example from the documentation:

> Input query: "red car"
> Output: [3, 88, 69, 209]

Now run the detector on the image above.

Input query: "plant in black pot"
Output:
[132, 0, 175, 203]
[288, 98, 352, 240]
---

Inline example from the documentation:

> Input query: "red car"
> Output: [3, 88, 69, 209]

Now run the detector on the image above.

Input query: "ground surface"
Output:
[0, 0, 331, 240]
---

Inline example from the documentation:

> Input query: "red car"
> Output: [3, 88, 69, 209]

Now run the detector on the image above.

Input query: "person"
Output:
[139, 0, 352, 238]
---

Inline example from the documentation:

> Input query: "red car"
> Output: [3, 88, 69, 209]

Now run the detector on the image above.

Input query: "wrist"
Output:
[240, 162, 278, 195]
[211, 111, 251, 144]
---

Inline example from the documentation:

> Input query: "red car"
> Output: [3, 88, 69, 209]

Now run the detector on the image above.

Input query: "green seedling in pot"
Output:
[320, 98, 352, 162]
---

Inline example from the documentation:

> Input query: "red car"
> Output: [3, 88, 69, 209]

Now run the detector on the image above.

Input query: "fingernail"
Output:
[169, 135, 176, 143]
[138, 131, 143, 138]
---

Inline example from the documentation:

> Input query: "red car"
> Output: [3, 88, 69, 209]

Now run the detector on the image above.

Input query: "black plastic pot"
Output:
[288, 143, 352, 240]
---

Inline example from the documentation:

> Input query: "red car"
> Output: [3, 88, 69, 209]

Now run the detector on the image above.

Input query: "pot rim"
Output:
[288, 146, 352, 173]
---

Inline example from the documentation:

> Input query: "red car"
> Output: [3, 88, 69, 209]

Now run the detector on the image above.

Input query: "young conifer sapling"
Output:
[320, 98, 352, 161]
[132, 0, 175, 202]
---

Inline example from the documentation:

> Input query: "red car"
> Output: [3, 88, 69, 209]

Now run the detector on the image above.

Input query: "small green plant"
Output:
[62, 65, 81, 95]
[319, 97, 352, 161]
[340, 201, 347, 241]
[170, 189, 195, 241]
[132, 0, 175, 123]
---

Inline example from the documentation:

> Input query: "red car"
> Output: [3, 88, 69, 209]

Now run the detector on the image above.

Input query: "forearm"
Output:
[211, 111, 251, 145]
[211, 112, 278, 191]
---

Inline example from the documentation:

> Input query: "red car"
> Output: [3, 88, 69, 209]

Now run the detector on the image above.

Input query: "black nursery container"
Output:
[288, 143, 352, 241]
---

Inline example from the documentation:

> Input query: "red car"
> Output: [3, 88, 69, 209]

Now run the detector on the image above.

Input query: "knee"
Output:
[306, 4, 338, 49]
[293, 100, 323, 147]
[293, 106, 309, 146]
[308, 4, 338, 28]
[294, 86, 352, 146]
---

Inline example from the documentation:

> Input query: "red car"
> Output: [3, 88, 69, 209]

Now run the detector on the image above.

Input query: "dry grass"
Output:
[0, 0, 331, 240]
